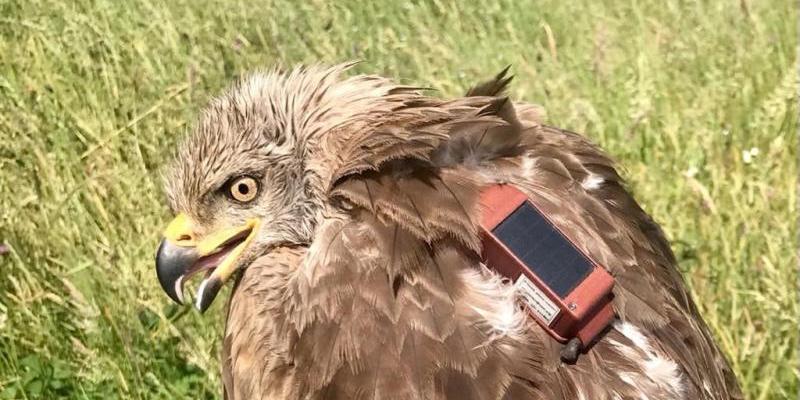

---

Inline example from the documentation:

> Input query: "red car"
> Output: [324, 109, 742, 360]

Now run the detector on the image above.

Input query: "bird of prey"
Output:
[155, 64, 742, 400]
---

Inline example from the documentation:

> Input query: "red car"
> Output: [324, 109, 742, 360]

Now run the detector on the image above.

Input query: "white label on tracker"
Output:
[515, 275, 560, 325]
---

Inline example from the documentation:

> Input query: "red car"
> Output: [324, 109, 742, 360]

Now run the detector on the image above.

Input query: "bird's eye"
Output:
[228, 176, 259, 203]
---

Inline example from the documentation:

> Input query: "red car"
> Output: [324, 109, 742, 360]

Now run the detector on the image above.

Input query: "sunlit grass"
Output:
[0, 0, 796, 398]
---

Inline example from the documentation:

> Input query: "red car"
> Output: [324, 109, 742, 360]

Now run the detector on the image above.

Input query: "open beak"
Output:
[155, 213, 259, 312]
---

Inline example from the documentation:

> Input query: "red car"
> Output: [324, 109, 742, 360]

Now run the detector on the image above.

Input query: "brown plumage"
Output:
[156, 64, 742, 399]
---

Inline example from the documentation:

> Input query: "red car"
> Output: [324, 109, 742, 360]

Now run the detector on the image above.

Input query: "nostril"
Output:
[178, 234, 193, 242]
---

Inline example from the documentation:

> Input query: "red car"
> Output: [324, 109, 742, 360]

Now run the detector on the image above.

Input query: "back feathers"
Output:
[221, 66, 742, 400]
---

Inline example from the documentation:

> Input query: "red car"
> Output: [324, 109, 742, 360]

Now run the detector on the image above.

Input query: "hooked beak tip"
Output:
[155, 238, 198, 305]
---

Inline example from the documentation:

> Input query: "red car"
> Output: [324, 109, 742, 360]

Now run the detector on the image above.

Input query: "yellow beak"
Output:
[155, 213, 259, 312]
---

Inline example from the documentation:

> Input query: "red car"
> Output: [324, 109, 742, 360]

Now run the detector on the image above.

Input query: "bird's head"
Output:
[155, 64, 402, 311]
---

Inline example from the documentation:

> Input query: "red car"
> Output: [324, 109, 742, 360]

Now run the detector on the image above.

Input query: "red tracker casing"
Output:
[479, 184, 615, 346]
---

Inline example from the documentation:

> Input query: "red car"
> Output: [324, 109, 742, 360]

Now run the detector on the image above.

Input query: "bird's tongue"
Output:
[181, 237, 242, 294]
[192, 250, 229, 274]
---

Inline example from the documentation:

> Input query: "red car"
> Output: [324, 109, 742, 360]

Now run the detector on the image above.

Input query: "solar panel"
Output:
[492, 202, 593, 298]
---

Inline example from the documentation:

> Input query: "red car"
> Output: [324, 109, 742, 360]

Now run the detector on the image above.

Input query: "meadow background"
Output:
[0, 0, 796, 398]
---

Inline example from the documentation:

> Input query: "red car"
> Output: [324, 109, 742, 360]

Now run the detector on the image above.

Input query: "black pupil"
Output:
[237, 182, 249, 195]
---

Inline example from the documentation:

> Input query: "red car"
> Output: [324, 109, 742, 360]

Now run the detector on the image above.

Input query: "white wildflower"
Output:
[742, 147, 760, 164]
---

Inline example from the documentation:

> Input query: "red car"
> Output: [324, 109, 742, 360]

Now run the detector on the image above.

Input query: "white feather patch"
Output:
[581, 173, 605, 190]
[613, 320, 687, 399]
[459, 267, 527, 340]
[521, 155, 538, 176]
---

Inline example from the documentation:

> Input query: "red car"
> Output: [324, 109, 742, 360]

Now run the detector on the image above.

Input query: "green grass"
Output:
[0, 0, 795, 398]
